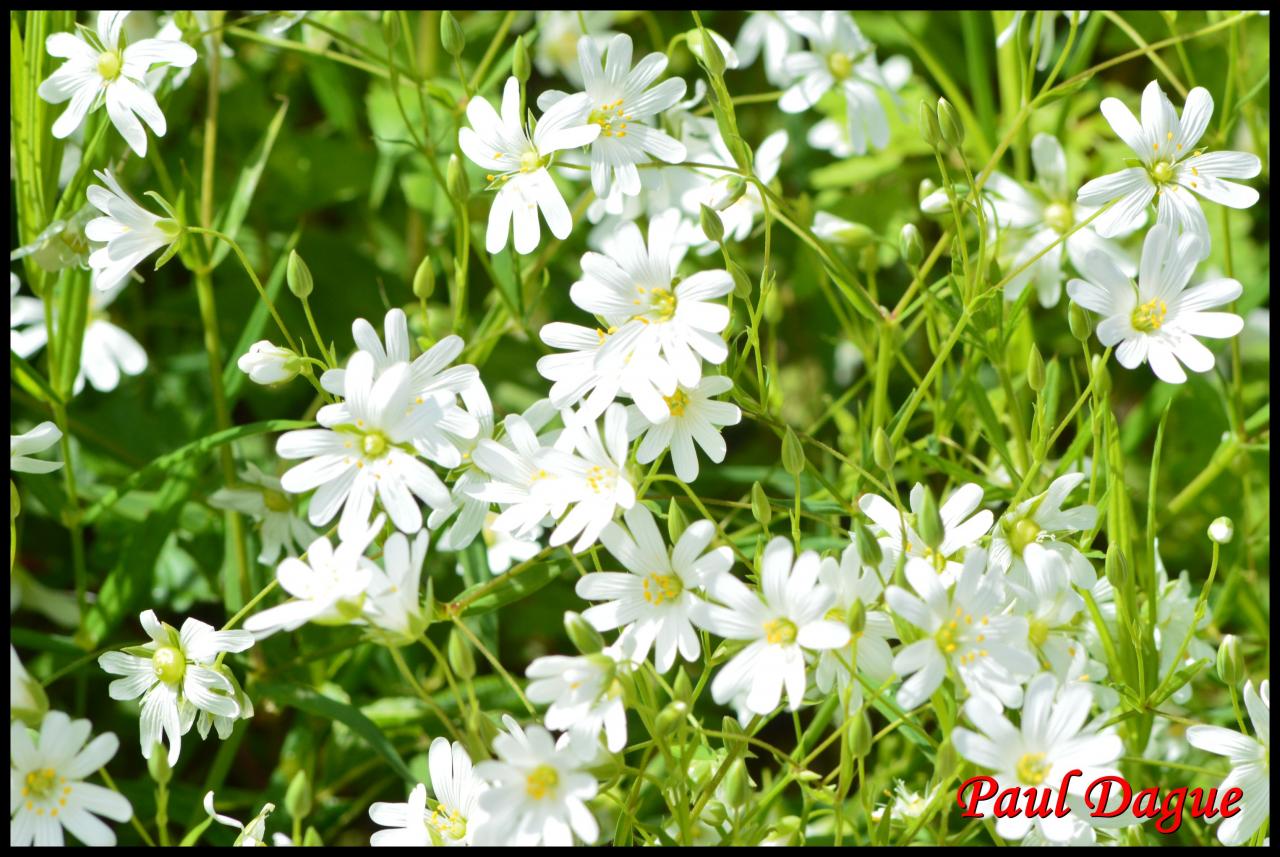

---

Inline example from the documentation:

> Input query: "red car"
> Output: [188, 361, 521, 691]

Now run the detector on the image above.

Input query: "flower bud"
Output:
[673, 668, 692, 704]
[720, 715, 746, 751]
[287, 250, 313, 299]
[722, 758, 750, 808]
[899, 223, 923, 268]
[918, 99, 943, 150]
[782, 428, 805, 476]
[848, 709, 873, 759]
[285, 769, 312, 820]
[1104, 543, 1127, 590]
[699, 203, 725, 244]
[917, 178, 938, 208]
[512, 34, 531, 82]
[564, 611, 604, 655]
[413, 257, 436, 301]
[917, 486, 945, 551]
[751, 481, 772, 527]
[1215, 634, 1243, 685]
[1026, 344, 1045, 392]
[847, 600, 867, 636]
[148, 743, 172, 786]
[1091, 353, 1111, 397]
[687, 28, 734, 75]
[814, 213, 874, 248]
[937, 97, 965, 149]
[667, 498, 688, 543]
[1208, 516, 1234, 545]
[729, 260, 752, 298]
[1069, 302, 1092, 342]
[854, 518, 883, 568]
[447, 627, 476, 679]
[653, 701, 688, 739]
[873, 427, 894, 472]
[440, 11, 465, 58]
[237, 341, 302, 386]
[447, 153, 469, 202]
[934, 738, 958, 782]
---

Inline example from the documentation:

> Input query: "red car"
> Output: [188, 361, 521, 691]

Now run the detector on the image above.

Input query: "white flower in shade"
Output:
[277, 352, 452, 541]
[10, 568, 82, 630]
[858, 482, 995, 587]
[778, 12, 892, 155]
[237, 341, 301, 385]
[472, 715, 600, 847]
[735, 12, 800, 86]
[9, 273, 45, 359]
[989, 472, 1098, 591]
[538, 318, 677, 426]
[573, 209, 733, 392]
[10, 646, 50, 727]
[997, 133, 1139, 308]
[575, 503, 732, 672]
[1077, 80, 1262, 238]
[85, 169, 181, 292]
[363, 531, 430, 645]
[681, 130, 788, 252]
[427, 381, 498, 551]
[527, 647, 629, 754]
[995, 11, 1089, 71]
[208, 463, 317, 565]
[533, 12, 617, 87]
[870, 780, 940, 826]
[1187, 680, 1270, 846]
[807, 55, 911, 158]
[369, 738, 486, 846]
[626, 375, 741, 482]
[460, 77, 600, 255]
[538, 34, 687, 200]
[1067, 223, 1243, 384]
[9, 711, 132, 846]
[38, 11, 197, 157]
[1152, 553, 1213, 706]
[478, 513, 542, 573]
[98, 610, 254, 766]
[550, 404, 636, 553]
[886, 549, 1035, 710]
[468, 412, 580, 543]
[700, 537, 851, 715]
[1002, 547, 1100, 697]
[812, 543, 897, 708]
[810, 211, 871, 246]
[953, 673, 1123, 843]
[203, 791, 276, 847]
[10, 422, 63, 474]
[241, 518, 382, 639]
[686, 28, 739, 70]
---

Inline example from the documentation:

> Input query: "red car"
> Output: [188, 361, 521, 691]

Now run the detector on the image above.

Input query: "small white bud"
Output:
[237, 341, 301, 386]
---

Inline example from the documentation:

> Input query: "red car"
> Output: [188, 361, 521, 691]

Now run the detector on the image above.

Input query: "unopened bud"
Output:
[512, 34, 531, 82]
[935, 738, 958, 781]
[1104, 543, 1127, 590]
[285, 769, 312, 820]
[937, 97, 965, 149]
[287, 250, 313, 300]
[413, 257, 436, 301]
[782, 428, 805, 476]
[687, 28, 727, 76]
[1026, 344, 1045, 392]
[854, 518, 883, 568]
[447, 627, 475, 679]
[667, 499, 688, 543]
[848, 709, 872, 759]
[847, 600, 866, 636]
[1208, 516, 1234, 545]
[873, 427, 894, 472]
[722, 758, 750, 808]
[751, 481, 772, 527]
[653, 701, 688, 739]
[699, 204, 724, 245]
[918, 99, 942, 150]
[1091, 354, 1111, 397]
[1069, 303, 1092, 342]
[447, 153, 469, 201]
[147, 743, 172, 786]
[899, 223, 923, 267]
[440, 11, 465, 58]
[917, 486, 945, 551]
[728, 261, 752, 298]
[1215, 635, 1243, 685]
[564, 611, 604, 655]
[673, 668, 693, 704]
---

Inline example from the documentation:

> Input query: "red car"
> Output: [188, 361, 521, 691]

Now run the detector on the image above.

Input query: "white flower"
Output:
[277, 352, 453, 541]
[208, 463, 318, 565]
[574, 209, 733, 392]
[238, 341, 301, 385]
[369, 738, 486, 846]
[538, 319, 676, 428]
[526, 647, 628, 754]
[812, 543, 897, 707]
[203, 791, 277, 847]
[1077, 80, 1262, 238]
[468, 412, 580, 543]
[10, 422, 63, 474]
[735, 12, 799, 86]
[886, 549, 1035, 710]
[10, 711, 132, 846]
[460, 77, 600, 255]
[38, 11, 197, 157]
[10, 646, 49, 728]
[681, 130, 788, 252]
[576, 503, 731, 672]
[85, 168, 181, 292]
[953, 672, 1123, 843]
[241, 518, 381, 639]
[9, 273, 45, 359]
[1067, 223, 1243, 384]
[626, 375, 741, 482]
[858, 482, 994, 587]
[538, 34, 687, 199]
[550, 404, 636, 553]
[870, 779, 939, 826]
[998, 133, 1139, 308]
[995, 12, 1089, 71]
[533, 12, 617, 86]
[363, 530, 430, 645]
[426, 380, 499, 551]
[989, 472, 1098, 591]
[1187, 679, 1270, 846]
[478, 513, 542, 574]
[1152, 552, 1214, 706]
[778, 12, 893, 155]
[98, 609, 254, 766]
[686, 29, 739, 70]
[472, 716, 599, 846]
[700, 537, 851, 715]
[806, 55, 911, 158]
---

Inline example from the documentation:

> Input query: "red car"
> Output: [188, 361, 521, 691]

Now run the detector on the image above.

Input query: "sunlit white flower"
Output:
[551, 404, 636, 552]
[1067, 223, 1243, 384]
[576, 503, 731, 672]
[98, 609, 254, 765]
[241, 517, 381, 638]
[85, 169, 181, 292]
[886, 549, 1035, 710]
[989, 472, 1097, 590]
[527, 646, 629, 754]
[369, 738, 486, 846]
[469, 412, 579, 543]
[735, 12, 799, 86]
[278, 352, 453, 541]
[427, 381, 499, 551]
[700, 537, 851, 715]
[1187, 679, 1270, 846]
[38, 11, 197, 157]
[237, 341, 301, 386]
[203, 791, 277, 847]
[10, 422, 63, 474]
[953, 672, 1123, 843]
[812, 543, 897, 709]
[995, 12, 1089, 71]
[209, 463, 318, 565]
[472, 715, 600, 846]
[626, 375, 740, 482]
[1078, 80, 1261, 238]
[363, 530, 430, 645]
[460, 77, 600, 255]
[778, 12, 893, 155]
[858, 482, 994, 587]
[10, 711, 132, 846]
[681, 130, 788, 252]
[538, 34, 687, 200]
[538, 318, 677, 425]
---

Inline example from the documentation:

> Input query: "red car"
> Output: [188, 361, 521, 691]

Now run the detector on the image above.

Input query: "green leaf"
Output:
[211, 99, 290, 268]
[453, 562, 562, 618]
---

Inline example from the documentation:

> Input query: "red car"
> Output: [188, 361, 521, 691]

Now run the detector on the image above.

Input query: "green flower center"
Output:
[1028, 617, 1050, 647]
[1131, 298, 1168, 333]
[23, 767, 60, 798]
[1007, 518, 1042, 556]
[827, 52, 854, 80]
[97, 51, 122, 81]
[430, 805, 467, 841]
[588, 99, 630, 138]
[525, 765, 559, 800]
[764, 618, 797, 645]
[519, 150, 546, 173]
[152, 645, 186, 685]
[1044, 202, 1074, 235]
[1151, 161, 1175, 184]
[642, 572, 683, 606]
[1016, 751, 1051, 786]
[664, 389, 691, 418]
[263, 489, 292, 513]
[361, 431, 390, 458]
